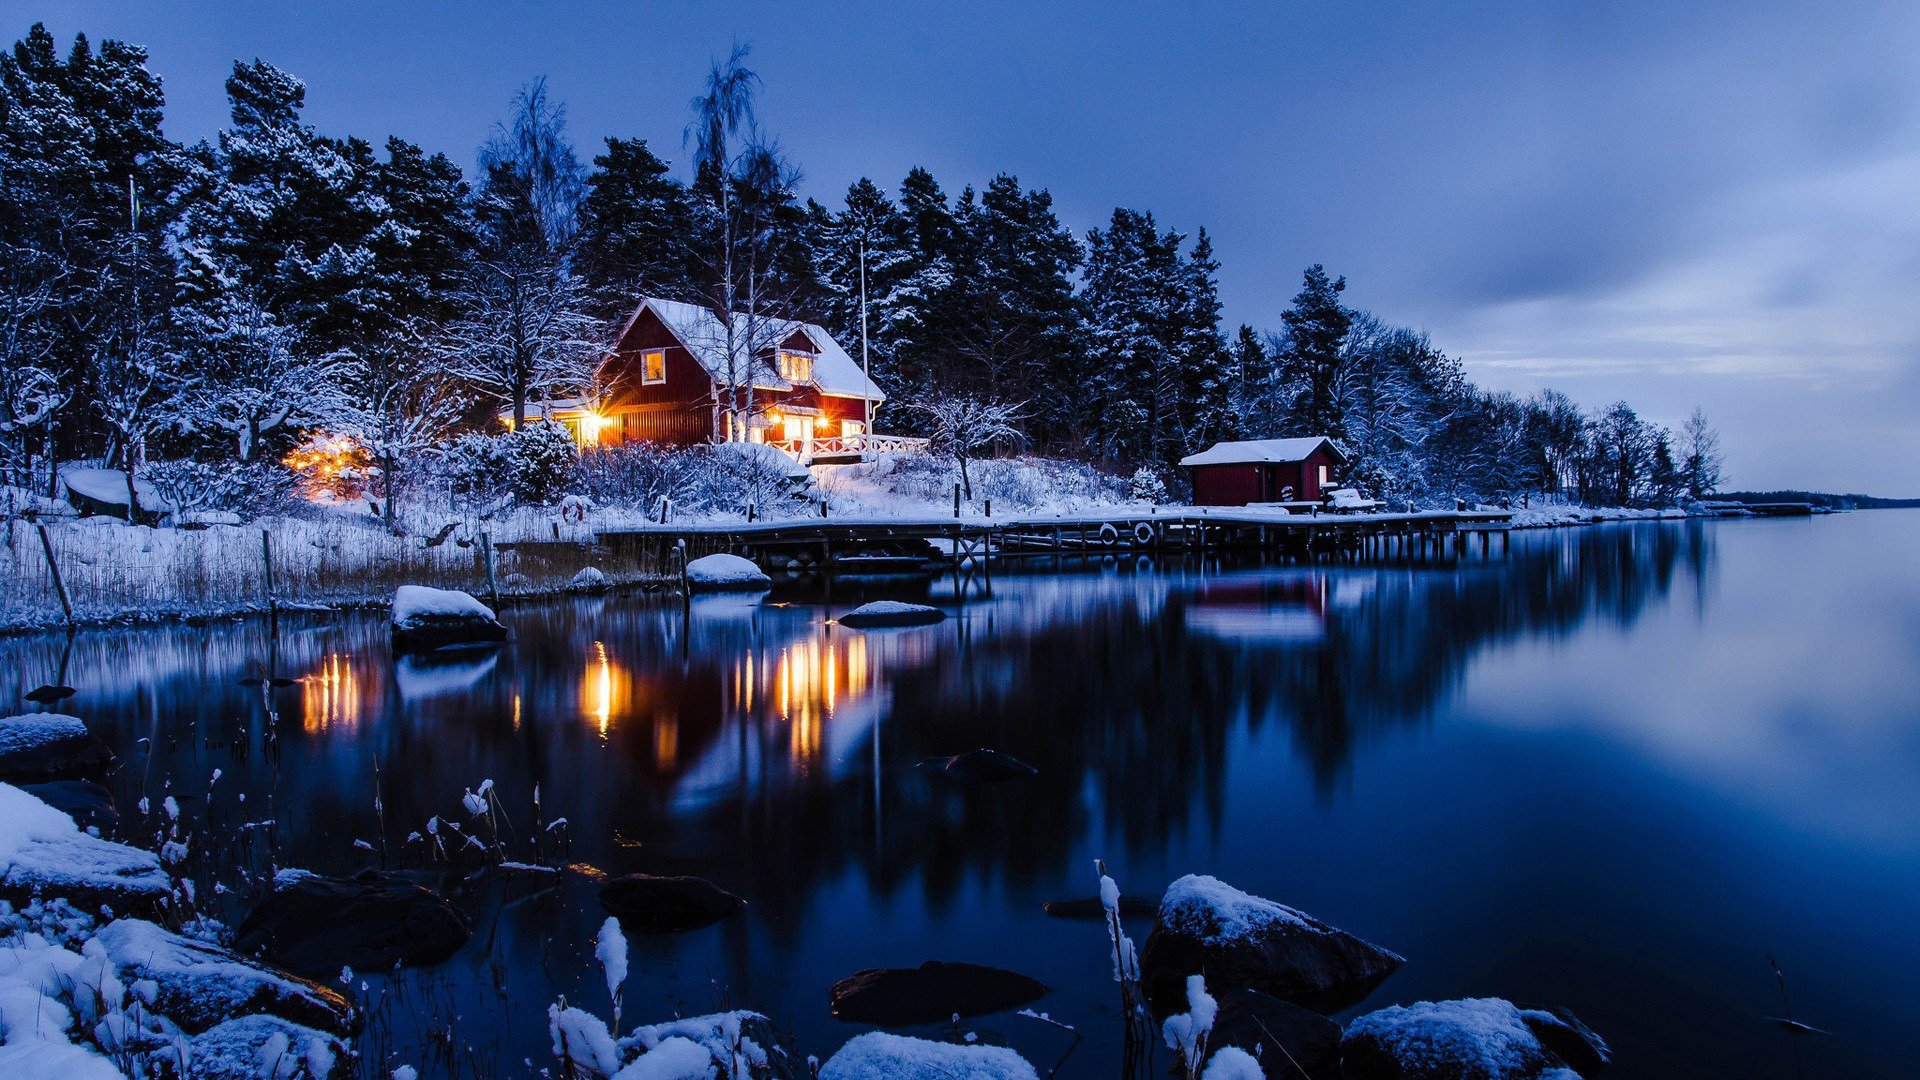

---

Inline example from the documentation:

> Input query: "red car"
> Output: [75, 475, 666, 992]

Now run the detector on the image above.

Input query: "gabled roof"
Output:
[1178, 437, 1345, 467]
[626, 297, 886, 403]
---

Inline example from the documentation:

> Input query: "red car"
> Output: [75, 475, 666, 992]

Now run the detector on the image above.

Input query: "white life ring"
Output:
[1098, 522, 1120, 546]
[1132, 521, 1156, 546]
[560, 500, 589, 524]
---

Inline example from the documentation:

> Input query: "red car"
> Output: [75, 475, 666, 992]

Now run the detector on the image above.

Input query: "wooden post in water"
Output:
[480, 531, 500, 608]
[260, 530, 277, 614]
[35, 524, 72, 629]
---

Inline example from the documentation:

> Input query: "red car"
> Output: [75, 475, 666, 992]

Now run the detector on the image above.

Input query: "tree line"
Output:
[0, 24, 1720, 514]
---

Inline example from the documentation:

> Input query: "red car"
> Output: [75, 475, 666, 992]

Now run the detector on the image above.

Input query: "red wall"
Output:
[1189, 448, 1344, 506]
[596, 305, 873, 448]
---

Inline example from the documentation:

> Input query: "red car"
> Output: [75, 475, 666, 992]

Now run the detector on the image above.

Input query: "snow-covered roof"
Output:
[1178, 437, 1343, 467]
[632, 297, 887, 403]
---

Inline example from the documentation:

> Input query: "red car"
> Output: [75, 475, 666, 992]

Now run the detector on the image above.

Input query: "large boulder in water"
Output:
[838, 601, 946, 628]
[829, 960, 1048, 1025]
[915, 749, 1037, 785]
[235, 869, 470, 977]
[599, 873, 746, 932]
[0, 713, 111, 781]
[1210, 988, 1344, 1079]
[94, 918, 359, 1037]
[187, 1014, 348, 1079]
[685, 553, 771, 591]
[1341, 998, 1611, 1080]
[820, 1032, 1040, 1080]
[1139, 874, 1403, 1015]
[389, 585, 508, 654]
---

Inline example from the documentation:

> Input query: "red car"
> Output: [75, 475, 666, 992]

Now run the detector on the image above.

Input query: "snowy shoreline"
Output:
[0, 503, 1733, 635]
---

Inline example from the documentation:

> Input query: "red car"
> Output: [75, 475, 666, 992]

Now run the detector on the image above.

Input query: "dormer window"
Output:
[776, 350, 814, 383]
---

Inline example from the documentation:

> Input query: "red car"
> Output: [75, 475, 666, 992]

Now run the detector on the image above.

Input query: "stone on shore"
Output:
[235, 869, 470, 977]
[1340, 998, 1610, 1079]
[1139, 874, 1403, 1015]
[0, 713, 112, 781]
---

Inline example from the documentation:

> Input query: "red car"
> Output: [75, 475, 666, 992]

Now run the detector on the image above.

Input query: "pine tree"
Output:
[576, 136, 698, 316]
[806, 178, 915, 409]
[1278, 264, 1354, 437]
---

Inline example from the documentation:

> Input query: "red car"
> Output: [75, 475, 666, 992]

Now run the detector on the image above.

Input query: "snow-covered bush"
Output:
[1129, 466, 1169, 503]
[438, 432, 514, 511]
[141, 459, 299, 521]
[507, 420, 579, 506]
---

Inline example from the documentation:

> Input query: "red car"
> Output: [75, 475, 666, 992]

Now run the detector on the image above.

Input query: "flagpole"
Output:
[858, 233, 872, 448]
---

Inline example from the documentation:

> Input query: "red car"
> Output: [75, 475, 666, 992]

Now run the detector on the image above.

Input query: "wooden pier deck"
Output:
[586, 506, 1515, 575]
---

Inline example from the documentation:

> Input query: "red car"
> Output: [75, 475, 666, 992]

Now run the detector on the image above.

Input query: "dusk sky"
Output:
[14, 1, 1920, 494]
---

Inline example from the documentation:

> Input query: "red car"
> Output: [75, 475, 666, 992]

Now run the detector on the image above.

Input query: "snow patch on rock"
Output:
[684, 553, 771, 588]
[1158, 874, 1312, 945]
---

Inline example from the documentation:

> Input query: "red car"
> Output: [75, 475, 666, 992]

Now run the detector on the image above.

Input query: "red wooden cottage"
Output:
[517, 297, 904, 464]
[1179, 437, 1346, 506]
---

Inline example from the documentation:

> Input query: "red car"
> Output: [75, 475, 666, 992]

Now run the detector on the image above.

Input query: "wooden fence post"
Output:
[480, 531, 500, 607]
[36, 524, 72, 629]
[260, 530, 277, 614]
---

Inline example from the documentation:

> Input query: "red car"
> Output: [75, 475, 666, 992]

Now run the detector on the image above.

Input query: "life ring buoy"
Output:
[1098, 522, 1120, 546]
[560, 500, 588, 524]
[1132, 521, 1156, 547]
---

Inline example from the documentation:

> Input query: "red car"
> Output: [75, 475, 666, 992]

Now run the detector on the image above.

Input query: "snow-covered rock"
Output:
[187, 1013, 348, 1079]
[0, 783, 168, 914]
[684, 553, 771, 591]
[389, 585, 508, 653]
[58, 467, 161, 518]
[234, 870, 471, 977]
[837, 600, 946, 628]
[1139, 874, 1403, 1014]
[828, 961, 1048, 1026]
[820, 1032, 1040, 1080]
[95, 918, 358, 1036]
[623, 1010, 802, 1080]
[569, 565, 611, 593]
[0, 714, 112, 781]
[1341, 998, 1609, 1080]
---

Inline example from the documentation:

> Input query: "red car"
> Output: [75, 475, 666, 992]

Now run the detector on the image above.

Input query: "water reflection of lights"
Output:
[301, 654, 360, 733]
[769, 635, 871, 765]
[584, 641, 630, 738]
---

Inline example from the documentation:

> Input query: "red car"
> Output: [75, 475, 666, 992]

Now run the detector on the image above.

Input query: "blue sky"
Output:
[14, 1, 1920, 493]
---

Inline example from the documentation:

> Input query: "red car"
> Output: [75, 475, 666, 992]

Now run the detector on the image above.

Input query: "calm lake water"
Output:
[4, 512, 1918, 1077]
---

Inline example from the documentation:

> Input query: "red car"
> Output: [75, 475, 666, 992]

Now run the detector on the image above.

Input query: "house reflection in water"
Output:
[772, 635, 870, 769]
[300, 653, 361, 734]
[584, 641, 631, 740]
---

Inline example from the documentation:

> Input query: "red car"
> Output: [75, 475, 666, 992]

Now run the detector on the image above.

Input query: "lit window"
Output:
[777, 351, 813, 383]
[1318, 465, 1330, 486]
[641, 349, 666, 384]
[841, 419, 866, 438]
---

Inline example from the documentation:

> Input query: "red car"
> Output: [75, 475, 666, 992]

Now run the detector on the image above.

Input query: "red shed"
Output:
[1179, 437, 1347, 506]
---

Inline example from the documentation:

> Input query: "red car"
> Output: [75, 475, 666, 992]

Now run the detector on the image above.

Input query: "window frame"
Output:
[777, 350, 815, 384]
[640, 349, 667, 386]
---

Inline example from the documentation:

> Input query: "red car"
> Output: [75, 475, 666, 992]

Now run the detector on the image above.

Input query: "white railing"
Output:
[772, 433, 929, 461]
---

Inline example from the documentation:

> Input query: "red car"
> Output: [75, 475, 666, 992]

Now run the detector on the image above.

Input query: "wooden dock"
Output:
[588, 507, 1515, 576]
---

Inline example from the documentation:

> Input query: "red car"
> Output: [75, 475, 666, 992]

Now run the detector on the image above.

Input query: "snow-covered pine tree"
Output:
[806, 178, 917, 412]
[0, 24, 175, 471]
[942, 175, 1082, 450]
[1278, 264, 1355, 438]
